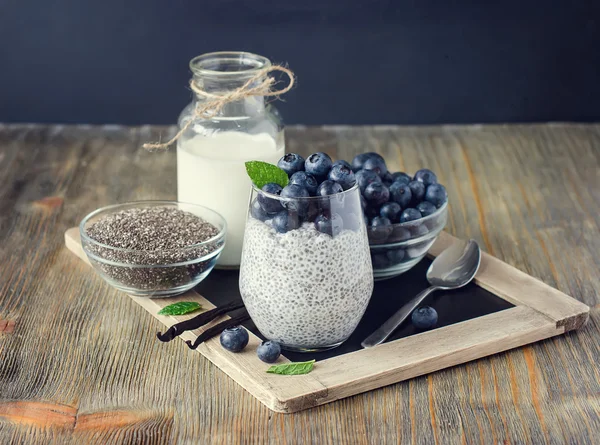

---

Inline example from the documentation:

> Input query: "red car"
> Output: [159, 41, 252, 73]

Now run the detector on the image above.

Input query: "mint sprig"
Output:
[245, 161, 289, 189]
[266, 359, 316, 375]
[158, 302, 202, 316]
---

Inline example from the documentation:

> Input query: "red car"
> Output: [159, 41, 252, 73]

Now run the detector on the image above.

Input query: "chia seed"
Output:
[84, 207, 223, 293]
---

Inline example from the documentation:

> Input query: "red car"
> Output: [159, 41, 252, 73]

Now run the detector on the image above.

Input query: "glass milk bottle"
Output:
[177, 52, 285, 267]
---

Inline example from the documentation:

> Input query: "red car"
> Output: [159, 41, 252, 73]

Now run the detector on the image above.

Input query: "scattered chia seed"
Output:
[84, 206, 223, 294]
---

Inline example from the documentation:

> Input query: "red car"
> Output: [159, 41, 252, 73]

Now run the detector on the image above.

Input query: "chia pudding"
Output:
[81, 204, 225, 296]
[239, 217, 373, 350]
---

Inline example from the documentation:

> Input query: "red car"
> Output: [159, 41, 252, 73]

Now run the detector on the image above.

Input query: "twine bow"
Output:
[143, 65, 295, 151]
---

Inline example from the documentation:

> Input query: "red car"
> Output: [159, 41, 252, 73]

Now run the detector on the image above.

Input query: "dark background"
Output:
[0, 0, 599, 125]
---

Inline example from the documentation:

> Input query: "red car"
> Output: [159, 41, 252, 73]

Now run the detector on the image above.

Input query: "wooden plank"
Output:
[430, 232, 590, 330]
[1, 123, 599, 442]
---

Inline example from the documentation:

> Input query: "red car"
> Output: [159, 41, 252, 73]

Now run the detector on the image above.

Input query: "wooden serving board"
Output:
[64, 227, 590, 413]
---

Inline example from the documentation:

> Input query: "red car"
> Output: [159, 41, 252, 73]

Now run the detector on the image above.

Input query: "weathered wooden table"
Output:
[0, 123, 598, 444]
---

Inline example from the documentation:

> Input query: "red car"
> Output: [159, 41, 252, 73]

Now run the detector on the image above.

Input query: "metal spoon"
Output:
[362, 239, 481, 348]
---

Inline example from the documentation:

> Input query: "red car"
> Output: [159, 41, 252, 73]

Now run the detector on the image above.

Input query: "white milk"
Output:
[177, 131, 284, 267]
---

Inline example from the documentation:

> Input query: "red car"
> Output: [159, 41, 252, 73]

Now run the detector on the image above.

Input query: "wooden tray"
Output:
[65, 228, 589, 413]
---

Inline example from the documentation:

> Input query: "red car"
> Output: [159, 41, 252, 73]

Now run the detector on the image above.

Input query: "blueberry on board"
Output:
[371, 252, 391, 269]
[416, 201, 438, 217]
[290, 171, 319, 196]
[368, 216, 393, 243]
[355, 169, 380, 192]
[305, 152, 333, 181]
[332, 159, 352, 170]
[352, 152, 384, 172]
[386, 248, 406, 265]
[328, 163, 357, 190]
[220, 326, 249, 352]
[400, 208, 422, 223]
[258, 183, 283, 213]
[391, 172, 412, 185]
[411, 306, 438, 330]
[389, 182, 412, 209]
[315, 212, 344, 236]
[281, 184, 310, 216]
[425, 183, 447, 208]
[414, 169, 438, 186]
[379, 202, 402, 222]
[257, 340, 281, 363]
[273, 210, 301, 233]
[362, 156, 388, 178]
[250, 199, 272, 221]
[408, 180, 426, 206]
[316, 180, 344, 196]
[364, 182, 390, 207]
[277, 153, 305, 176]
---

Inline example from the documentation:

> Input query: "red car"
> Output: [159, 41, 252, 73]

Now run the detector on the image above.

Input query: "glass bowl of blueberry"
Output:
[351, 152, 449, 280]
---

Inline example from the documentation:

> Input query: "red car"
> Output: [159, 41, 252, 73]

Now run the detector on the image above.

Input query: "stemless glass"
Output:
[239, 183, 374, 352]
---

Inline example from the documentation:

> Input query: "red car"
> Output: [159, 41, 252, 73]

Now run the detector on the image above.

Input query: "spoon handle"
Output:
[362, 286, 439, 348]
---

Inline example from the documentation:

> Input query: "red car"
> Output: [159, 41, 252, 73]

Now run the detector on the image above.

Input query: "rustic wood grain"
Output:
[1, 123, 599, 443]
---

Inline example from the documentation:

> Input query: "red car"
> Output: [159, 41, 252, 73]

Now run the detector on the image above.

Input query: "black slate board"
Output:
[196, 258, 514, 362]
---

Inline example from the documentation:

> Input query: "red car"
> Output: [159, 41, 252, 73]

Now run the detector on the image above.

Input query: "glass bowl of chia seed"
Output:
[369, 201, 448, 280]
[80, 201, 226, 297]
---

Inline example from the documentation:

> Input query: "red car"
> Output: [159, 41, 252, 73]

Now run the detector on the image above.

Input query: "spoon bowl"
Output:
[362, 239, 481, 348]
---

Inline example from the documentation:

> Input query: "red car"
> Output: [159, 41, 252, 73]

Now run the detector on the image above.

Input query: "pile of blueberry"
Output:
[351, 152, 447, 244]
[251, 152, 360, 235]
[220, 325, 282, 363]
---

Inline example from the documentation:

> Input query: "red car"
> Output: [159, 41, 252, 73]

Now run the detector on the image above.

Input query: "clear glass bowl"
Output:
[80, 201, 226, 297]
[369, 201, 448, 280]
[239, 183, 374, 352]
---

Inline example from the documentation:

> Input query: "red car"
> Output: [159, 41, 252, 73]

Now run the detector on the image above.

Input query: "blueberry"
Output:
[414, 169, 438, 186]
[416, 201, 438, 217]
[382, 171, 394, 186]
[425, 183, 447, 208]
[289, 171, 318, 195]
[386, 248, 406, 265]
[371, 252, 391, 269]
[390, 226, 411, 242]
[256, 340, 281, 363]
[365, 205, 380, 220]
[273, 210, 301, 233]
[360, 195, 368, 212]
[332, 159, 352, 170]
[362, 157, 388, 178]
[250, 199, 272, 221]
[328, 164, 356, 190]
[410, 224, 429, 237]
[368, 216, 393, 243]
[305, 152, 333, 180]
[258, 183, 283, 213]
[408, 181, 426, 205]
[389, 182, 412, 209]
[220, 326, 249, 352]
[411, 306, 438, 330]
[391, 172, 412, 185]
[364, 182, 390, 206]
[352, 152, 384, 172]
[400, 208, 422, 223]
[379, 202, 402, 222]
[281, 184, 310, 215]
[315, 212, 344, 236]
[316, 180, 344, 196]
[355, 169, 380, 193]
[277, 153, 305, 176]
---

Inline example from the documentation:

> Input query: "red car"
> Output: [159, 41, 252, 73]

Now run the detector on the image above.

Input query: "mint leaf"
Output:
[158, 302, 202, 316]
[245, 161, 289, 189]
[266, 359, 316, 375]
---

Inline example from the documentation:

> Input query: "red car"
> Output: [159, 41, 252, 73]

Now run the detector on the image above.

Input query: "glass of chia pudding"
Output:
[239, 183, 374, 352]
